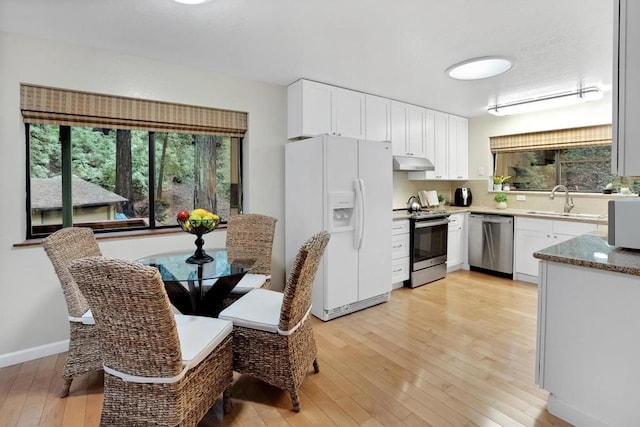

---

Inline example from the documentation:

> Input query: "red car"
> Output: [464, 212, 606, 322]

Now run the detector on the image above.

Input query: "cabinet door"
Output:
[432, 112, 449, 179]
[365, 94, 391, 142]
[407, 105, 426, 157]
[335, 87, 365, 139]
[391, 101, 408, 156]
[448, 115, 469, 180]
[614, 0, 640, 176]
[447, 213, 465, 269]
[515, 229, 553, 277]
[300, 80, 333, 138]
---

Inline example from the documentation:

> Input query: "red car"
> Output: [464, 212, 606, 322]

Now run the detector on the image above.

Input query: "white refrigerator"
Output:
[285, 135, 392, 321]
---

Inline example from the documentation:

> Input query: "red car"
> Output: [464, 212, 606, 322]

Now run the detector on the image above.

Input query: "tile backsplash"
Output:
[393, 174, 634, 216]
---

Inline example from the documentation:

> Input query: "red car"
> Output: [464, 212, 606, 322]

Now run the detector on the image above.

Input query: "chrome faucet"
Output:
[550, 185, 575, 213]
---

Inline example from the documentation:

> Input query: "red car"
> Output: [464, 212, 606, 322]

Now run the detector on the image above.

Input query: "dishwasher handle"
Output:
[470, 214, 512, 224]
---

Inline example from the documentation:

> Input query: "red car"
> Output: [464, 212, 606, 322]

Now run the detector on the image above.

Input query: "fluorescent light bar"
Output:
[446, 57, 512, 80]
[487, 86, 602, 116]
[174, 0, 208, 4]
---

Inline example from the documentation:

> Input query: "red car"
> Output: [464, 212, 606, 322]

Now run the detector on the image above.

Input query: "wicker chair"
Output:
[68, 256, 234, 427]
[225, 213, 277, 300]
[42, 227, 103, 397]
[219, 231, 330, 412]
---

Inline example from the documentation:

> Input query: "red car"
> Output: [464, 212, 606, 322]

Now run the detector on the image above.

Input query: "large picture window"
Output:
[491, 124, 640, 193]
[21, 84, 246, 238]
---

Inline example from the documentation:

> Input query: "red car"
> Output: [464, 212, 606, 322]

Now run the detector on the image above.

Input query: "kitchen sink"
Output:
[525, 210, 604, 219]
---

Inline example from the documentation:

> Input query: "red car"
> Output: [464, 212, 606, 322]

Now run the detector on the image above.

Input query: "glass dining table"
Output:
[136, 248, 256, 317]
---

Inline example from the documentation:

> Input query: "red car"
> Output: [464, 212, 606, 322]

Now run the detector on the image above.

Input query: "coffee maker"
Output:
[454, 187, 472, 207]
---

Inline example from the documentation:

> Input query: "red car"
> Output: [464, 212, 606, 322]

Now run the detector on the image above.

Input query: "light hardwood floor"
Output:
[0, 270, 571, 426]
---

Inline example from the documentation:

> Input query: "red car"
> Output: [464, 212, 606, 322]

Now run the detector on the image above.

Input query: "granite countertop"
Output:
[534, 232, 640, 276]
[393, 205, 608, 225]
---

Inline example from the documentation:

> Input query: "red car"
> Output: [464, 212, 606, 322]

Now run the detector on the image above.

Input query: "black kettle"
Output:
[454, 188, 472, 207]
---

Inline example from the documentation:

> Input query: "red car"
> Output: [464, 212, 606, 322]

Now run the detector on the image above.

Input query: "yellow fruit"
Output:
[192, 208, 208, 217]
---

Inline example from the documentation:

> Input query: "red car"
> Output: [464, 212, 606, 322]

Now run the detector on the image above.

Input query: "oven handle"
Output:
[414, 218, 450, 229]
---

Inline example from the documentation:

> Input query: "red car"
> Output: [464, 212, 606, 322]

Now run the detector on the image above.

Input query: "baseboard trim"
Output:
[0, 340, 68, 368]
[547, 393, 608, 427]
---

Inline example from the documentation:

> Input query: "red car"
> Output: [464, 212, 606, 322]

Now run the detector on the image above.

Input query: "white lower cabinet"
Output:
[537, 260, 640, 426]
[514, 217, 598, 283]
[446, 212, 466, 272]
[391, 219, 410, 288]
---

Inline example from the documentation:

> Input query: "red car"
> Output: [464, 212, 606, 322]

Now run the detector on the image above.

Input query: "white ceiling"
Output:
[0, 0, 613, 118]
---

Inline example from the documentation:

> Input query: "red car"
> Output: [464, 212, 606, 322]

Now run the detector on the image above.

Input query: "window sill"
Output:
[488, 189, 638, 198]
[12, 224, 228, 248]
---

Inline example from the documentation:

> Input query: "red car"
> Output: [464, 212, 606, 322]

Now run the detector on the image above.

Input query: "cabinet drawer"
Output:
[392, 234, 410, 259]
[552, 220, 598, 236]
[392, 219, 410, 235]
[516, 216, 552, 233]
[392, 257, 409, 283]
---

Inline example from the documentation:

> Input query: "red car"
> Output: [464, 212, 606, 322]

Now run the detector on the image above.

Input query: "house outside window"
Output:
[491, 124, 640, 193]
[21, 84, 246, 239]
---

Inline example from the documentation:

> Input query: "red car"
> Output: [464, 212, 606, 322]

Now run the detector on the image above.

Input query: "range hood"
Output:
[393, 155, 435, 171]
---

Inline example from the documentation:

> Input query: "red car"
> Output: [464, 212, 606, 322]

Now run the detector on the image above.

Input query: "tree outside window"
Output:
[27, 124, 241, 238]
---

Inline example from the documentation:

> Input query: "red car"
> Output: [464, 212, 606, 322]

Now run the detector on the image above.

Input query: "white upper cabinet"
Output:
[390, 100, 426, 157]
[448, 114, 469, 180]
[613, 0, 640, 176]
[432, 111, 449, 179]
[408, 110, 468, 181]
[287, 79, 468, 179]
[287, 79, 365, 140]
[335, 88, 366, 139]
[365, 94, 391, 142]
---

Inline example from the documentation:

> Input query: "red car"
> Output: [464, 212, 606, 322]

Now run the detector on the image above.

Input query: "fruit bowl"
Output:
[176, 209, 221, 264]
[177, 216, 220, 235]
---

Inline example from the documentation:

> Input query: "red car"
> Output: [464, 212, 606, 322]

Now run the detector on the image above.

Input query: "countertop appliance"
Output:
[453, 187, 472, 207]
[407, 196, 421, 212]
[608, 198, 640, 249]
[407, 211, 450, 288]
[285, 135, 392, 321]
[468, 213, 513, 277]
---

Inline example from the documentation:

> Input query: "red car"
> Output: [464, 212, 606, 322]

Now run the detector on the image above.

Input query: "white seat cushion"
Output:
[103, 315, 232, 384]
[219, 288, 282, 333]
[174, 315, 233, 370]
[229, 273, 268, 294]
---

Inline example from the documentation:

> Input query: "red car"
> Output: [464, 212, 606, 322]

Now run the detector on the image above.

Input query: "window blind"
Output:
[20, 84, 247, 136]
[490, 124, 611, 153]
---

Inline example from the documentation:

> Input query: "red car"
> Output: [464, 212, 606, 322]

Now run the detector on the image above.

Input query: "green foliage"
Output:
[28, 124, 235, 223]
[494, 192, 507, 203]
[492, 175, 511, 184]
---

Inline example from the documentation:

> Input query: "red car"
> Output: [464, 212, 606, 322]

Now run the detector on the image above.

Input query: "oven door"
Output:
[412, 218, 449, 271]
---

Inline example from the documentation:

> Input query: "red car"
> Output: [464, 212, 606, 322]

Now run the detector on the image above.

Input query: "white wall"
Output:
[0, 32, 287, 365]
[468, 94, 613, 180]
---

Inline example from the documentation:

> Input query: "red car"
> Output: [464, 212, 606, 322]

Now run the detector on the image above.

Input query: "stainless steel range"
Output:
[407, 211, 450, 288]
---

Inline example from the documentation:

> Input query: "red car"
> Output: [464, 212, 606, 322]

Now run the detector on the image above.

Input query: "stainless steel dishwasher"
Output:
[468, 214, 514, 277]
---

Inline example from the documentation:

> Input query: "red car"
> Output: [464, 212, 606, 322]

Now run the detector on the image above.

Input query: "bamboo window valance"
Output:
[20, 83, 248, 136]
[490, 124, 612, 153]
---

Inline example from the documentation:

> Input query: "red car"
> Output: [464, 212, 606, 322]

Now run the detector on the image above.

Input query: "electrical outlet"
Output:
[478, 167, 485, 176]
[516, 195, 526, 201]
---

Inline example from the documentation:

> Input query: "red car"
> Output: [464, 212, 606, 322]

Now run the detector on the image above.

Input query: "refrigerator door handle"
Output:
[354, 178, 365, 249]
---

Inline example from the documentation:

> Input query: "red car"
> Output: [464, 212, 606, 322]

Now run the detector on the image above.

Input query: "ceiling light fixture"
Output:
[487, 86, 603, 116]
[446, 56, 513, 80]
[173, 0, 208, 4]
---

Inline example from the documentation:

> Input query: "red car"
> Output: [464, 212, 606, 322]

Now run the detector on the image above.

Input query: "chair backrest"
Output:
[279, 231, 330, 331]
[68, 256, 183, 378]
[226, 213, 277, 275]
[43, 227, 102, 318]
